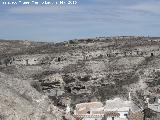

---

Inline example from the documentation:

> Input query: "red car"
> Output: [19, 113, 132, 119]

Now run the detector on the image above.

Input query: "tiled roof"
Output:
[92, 111, 105, 114]
[74, 114, 104, 118]
[75, 102, 103, 114]
[104, 111, 120, 117]
[76, 102, 103, 110]
[127, 111, 144, 120]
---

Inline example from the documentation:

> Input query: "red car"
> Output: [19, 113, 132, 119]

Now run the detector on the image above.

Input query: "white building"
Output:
[74, 97, 143, 120]
[103, 98, 141, 120]
[147, 97, 160, 112]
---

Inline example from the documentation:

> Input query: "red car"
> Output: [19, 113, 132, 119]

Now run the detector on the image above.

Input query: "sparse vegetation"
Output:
[0, 37, 160, 119]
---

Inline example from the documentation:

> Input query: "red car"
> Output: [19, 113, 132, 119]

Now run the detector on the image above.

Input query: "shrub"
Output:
[30, 81, 42, 92]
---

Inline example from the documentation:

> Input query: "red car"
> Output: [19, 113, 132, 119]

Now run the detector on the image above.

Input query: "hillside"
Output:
[0, 36, 160, 119]
[0, 72, 63, 120]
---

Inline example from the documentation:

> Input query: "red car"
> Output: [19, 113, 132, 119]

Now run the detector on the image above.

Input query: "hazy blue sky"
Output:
[0, 0, 160, 42]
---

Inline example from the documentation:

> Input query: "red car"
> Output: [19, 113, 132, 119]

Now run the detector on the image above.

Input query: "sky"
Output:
[0, 0, 160, 42]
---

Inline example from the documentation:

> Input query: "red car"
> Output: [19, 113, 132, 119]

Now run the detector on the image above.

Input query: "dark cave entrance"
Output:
[58, 57, 61, 62]
[26, 59, 29, 65]
[151, 53, 154, 57]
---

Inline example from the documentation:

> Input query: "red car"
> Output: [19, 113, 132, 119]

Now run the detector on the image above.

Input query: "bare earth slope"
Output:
[0, 72, 63, 120]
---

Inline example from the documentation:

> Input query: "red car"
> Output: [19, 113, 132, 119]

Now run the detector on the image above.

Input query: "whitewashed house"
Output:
[147, 97, 160, 112]
[74, 94, 143, 120]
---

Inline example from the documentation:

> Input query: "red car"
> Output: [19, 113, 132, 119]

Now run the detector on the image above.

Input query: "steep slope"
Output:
[0, 72, 63, 120]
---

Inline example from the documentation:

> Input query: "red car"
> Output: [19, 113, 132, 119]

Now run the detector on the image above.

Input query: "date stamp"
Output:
[1, 0, 78, 5]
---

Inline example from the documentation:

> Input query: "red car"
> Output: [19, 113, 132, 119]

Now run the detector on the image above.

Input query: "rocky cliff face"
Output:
[0, 37, 160, 119]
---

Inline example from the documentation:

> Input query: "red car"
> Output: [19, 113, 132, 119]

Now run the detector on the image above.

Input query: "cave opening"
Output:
[151, 53, 154, 57]
[58, 57, 61, 62]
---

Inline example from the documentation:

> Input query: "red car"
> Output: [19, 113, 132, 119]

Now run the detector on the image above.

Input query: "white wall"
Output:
[83, 117, 102, 120]
[118, 111, 128, 118]
[13, 58, 39, 65]
[148, 104, 160, 112]
[82, 116, 127, 120]
[28, 58, 39, 65]
[105, 116, 126, 120]
[158, 98, 160, 104]
[13, 59, 26, 65]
